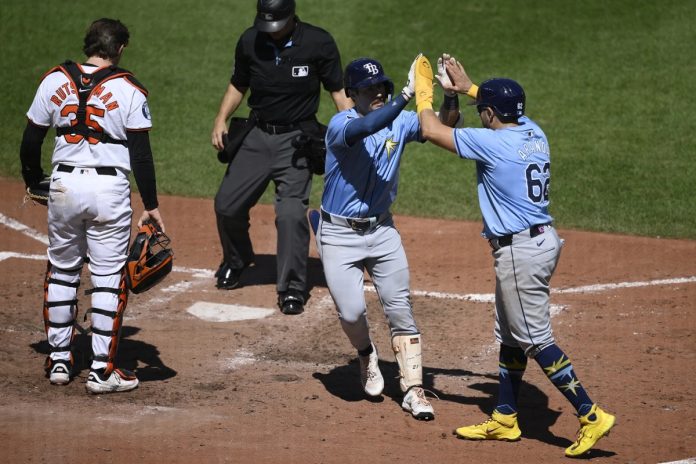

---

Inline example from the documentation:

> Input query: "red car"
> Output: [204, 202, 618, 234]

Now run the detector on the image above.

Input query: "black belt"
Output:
[490, 223, 551, 249]
[256, 120, 301, 135]
[321, 209, 387, 233]
[57, 164, 117, 176]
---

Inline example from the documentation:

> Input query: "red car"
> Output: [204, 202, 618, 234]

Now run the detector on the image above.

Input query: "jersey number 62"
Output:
[526, 162, 550, 203]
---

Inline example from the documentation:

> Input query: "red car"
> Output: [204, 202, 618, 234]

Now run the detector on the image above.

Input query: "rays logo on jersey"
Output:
[385, 138, 397, 159]
[142, 101, 151, 120]
[363, 63, 379, 75]
[292, 66, 309, 77]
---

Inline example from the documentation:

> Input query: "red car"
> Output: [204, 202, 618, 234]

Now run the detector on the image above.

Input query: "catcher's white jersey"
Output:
[26, 63, 151, 171]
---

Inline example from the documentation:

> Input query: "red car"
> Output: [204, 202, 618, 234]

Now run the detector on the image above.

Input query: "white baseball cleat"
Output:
[402, 386, 435, 421]
[359, 344, 384, 397]
[86, 368, 139, 394]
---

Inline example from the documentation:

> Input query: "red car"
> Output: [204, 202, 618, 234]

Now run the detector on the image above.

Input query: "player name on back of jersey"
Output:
[49, 80, 120, 112]
[517, 136, 549, 160]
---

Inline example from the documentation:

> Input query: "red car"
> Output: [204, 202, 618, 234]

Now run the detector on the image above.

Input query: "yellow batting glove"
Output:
[414, 54, 434, 114]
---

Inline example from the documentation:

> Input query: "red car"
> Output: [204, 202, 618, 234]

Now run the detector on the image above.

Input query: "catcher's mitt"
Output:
[25, 176, 51, 206]
[125, 221, 173, 294]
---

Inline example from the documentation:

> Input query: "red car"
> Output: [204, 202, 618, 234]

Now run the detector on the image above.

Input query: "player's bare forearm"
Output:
[212, 83, 247, 151]
[438, 98, 460, 128]
[420, 108, 456, 152]
[330, 90, 353, 111]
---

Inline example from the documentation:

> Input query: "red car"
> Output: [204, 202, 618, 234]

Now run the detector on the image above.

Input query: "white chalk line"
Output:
[2, 250, 695, 305]
[0, 212, 49, 245]
[2, 214, 696, 303]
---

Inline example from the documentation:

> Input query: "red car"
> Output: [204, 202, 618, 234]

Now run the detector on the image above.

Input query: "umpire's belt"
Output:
[321, 209, 389, 233]
[57, 164, 117, 176]
[256, 120, 301, 135]
[489, 223, 551, 251]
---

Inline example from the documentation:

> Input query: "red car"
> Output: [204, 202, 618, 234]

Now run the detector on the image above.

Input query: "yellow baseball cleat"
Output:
[565, 404, 615, 457]
[453, 410, 522, 441]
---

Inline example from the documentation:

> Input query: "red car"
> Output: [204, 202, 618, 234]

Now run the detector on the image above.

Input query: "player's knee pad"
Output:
[87, 268, 128, 374]
[43, 262, 81, 364]
[392, 333, 424, 393]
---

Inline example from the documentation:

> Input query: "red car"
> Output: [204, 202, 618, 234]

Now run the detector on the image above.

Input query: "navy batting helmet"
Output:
[343, 58, 394, 98]
[255, 0, 295, 33]
[476, 78, 525, 120]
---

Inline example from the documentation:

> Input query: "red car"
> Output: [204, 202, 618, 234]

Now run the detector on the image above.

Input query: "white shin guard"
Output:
[392, 333, 424, 393]
[88, 270, 128, 373]
[44, 264, 81, 363]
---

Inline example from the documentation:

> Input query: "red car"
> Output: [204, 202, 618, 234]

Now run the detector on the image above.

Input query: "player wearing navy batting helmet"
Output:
[315, 55, 459, 421]
[416, 54, 615, 457]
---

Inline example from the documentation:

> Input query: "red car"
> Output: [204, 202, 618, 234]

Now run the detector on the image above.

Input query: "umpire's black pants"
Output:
[214, 126, 311, 294]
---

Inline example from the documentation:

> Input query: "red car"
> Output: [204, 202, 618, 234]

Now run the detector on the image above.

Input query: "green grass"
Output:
[2, 0, 694, 238]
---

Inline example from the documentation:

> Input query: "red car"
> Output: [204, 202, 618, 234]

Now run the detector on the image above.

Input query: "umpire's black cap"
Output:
[255, 0, 295, 33]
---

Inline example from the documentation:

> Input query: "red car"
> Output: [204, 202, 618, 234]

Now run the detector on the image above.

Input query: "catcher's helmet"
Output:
[343, 58, 394, 98]
[125, 221, 173, 294]
[255, 0, 295, 33]
[476, 78, 525, 120]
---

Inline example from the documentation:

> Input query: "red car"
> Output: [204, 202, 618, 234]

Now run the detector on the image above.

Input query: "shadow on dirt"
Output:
[30, 326, 177, 382]
[230, 254, 327, 293]
[313, 359, 615, 452]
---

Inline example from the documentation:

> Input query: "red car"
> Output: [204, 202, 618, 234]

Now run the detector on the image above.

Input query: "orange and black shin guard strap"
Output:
[91, 270, 129, 375]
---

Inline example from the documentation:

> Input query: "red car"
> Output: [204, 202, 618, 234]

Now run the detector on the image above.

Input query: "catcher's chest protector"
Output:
[54, 60, 133, 145]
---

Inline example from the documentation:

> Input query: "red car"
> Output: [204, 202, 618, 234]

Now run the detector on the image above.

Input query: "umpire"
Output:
[211, 0, 351, 315]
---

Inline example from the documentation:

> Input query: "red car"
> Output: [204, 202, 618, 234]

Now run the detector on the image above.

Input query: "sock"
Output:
[495, 344, 527, 415]
[534, 344, 594, 416]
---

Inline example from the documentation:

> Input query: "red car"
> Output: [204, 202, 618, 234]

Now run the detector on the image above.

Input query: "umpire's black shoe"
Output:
[278, 290, 305, 315]
[216, 263, 244, 290]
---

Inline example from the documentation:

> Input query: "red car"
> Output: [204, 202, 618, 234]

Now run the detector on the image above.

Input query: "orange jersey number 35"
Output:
[60, 104, 106, 144]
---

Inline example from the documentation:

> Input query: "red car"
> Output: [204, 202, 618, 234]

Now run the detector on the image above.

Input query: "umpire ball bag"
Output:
[217, 114, 257, 164]
[125, 221, 173, 294]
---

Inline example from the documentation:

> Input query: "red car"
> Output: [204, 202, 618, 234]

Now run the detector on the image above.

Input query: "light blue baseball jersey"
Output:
[322, 107, 421, 217]
[453, 116, 553, 238]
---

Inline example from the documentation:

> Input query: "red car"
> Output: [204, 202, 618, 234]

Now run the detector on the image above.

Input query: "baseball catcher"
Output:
[19, 18, 166, 394]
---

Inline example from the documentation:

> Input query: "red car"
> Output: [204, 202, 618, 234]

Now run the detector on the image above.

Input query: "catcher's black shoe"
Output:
[278, 290, 305, 315]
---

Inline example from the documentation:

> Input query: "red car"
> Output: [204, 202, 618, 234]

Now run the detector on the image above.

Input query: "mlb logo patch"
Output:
[292, 66, 309, 77]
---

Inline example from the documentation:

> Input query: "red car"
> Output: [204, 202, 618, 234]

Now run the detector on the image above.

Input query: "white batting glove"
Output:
[402, 53, 421, 101]
[436, 53, 457, 97]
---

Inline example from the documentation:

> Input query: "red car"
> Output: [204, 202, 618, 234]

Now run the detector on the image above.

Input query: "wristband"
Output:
[416, 101, 433, 114]
[466, 84, 479, 99]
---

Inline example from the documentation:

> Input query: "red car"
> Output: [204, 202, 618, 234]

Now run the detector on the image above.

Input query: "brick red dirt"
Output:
[1, 177, 695, 463]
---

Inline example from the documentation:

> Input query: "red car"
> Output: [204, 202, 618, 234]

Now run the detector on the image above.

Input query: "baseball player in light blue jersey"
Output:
[316, 56, 458, 420]
[416, 54, 615, 457]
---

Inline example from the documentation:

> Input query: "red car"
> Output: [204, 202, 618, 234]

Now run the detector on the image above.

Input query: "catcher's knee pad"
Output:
[392, 333, 424, 393]
[87, 268, 128, 374]
[43, 262, 81, 365]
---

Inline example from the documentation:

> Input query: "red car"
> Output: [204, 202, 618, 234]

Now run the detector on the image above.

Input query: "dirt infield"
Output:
[1, 176, 695, 463]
